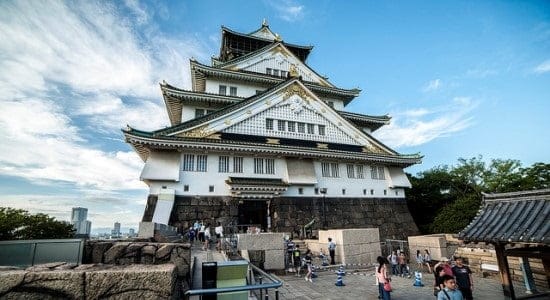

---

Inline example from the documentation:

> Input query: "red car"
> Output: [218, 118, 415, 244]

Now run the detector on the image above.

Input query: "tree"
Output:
[0, 207, 75, 240]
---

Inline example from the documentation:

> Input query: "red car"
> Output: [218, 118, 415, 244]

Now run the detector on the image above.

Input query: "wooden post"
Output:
[494, 243, 515, 299]
[519, 257, 537, 294]
[543, 257, 550, 289]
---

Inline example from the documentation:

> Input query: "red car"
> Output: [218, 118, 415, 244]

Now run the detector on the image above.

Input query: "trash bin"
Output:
[202, 262, 217, 300]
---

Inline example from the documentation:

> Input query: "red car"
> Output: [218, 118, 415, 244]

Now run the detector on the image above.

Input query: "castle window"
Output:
[281, 70, 288, 78]
[342, 189, 346, 195]
[229, 86, 237, 96]
[288, 121, 296, 132]
[363, 189, 367, 195]
[182, 154, 195, 171]
[298, 188, 303, 195]
[346, 164, 355, 178]
[254, 158, 264, 174]
[307, 123, 315, 134]
[297, 122, 305, 133]
[370, 166, 378, 179]
[184, 185, 189, 192]
[356, 165, 364, 179]
[195, 109, 205, 118]
[328, 101, 334, 108]
[370, 189, 374, 195]
[314, 188, 319, 195]
[218, 156, 229, 173]
[219, 85, 227, 95]
[273, 69, 279, 77]
[197, 155, 208, 172]
[321, 162, 330, 177]
[233, 157, 243, 173]
[266, 68, 272, 75]
[266, 118, 274, 130]
[384, 189, 387, 195]
[378, 166, 385, 180]
[318, 125, 326, 135]
[209, 185, 215, 192]
[265, 158, 275, 174]
[330, 163, 340, 177]
[277, 120, 286, 131]
[395, 190, 399, 196]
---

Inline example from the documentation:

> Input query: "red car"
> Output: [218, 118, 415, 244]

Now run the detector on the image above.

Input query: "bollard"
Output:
[413, 271, 424, 287]
[335, 273, 345, 286]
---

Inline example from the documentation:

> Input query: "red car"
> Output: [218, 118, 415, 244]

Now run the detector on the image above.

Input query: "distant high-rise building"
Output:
[111, 222, 121, 238]
[71, 207, 91, 238]
[128, 228, 135, 237]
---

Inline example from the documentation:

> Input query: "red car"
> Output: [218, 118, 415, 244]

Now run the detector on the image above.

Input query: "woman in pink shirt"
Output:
[377, 256, 391, 300]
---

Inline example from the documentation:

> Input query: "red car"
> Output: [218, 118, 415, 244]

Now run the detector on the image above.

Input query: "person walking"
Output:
[293, 245, 302, 276]
[215, 221, 224, 252]
[328, 237, 336, 265]
[376, 256, 391, 300]
[415, 250, 424, 271]
[304, 249, 313, 282]
[198, 221, 205, 243]
[387, 250, 398, 276]
[452, 257, 473, 300]
[423, 249, 433, 273]
[398, 251, 409, 277]
[203, 223, 211, 251]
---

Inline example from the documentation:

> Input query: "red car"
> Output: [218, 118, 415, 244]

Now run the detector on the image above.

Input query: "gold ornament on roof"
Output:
[282, 83, 310, 102]
[362, 143, 385, 154]
[177, 125, 211, 138]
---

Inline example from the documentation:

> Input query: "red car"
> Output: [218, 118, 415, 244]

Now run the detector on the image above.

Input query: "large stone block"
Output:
[0, 269, 85, 299]
[236, 233, 286, 251]
[263, 249, 285, 270]
[85, 264, 176, 299]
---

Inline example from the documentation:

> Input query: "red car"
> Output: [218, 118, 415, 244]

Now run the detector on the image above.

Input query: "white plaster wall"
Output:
[205, 79, 266, 98]
[144, 152, 406, 198]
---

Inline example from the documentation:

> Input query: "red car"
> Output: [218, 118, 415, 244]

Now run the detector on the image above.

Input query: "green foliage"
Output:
[407, 158, 550, 234]
[0, 207, 75, 240]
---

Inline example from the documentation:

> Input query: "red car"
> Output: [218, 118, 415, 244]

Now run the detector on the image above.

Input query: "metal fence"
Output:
[0, 239, 84, 267]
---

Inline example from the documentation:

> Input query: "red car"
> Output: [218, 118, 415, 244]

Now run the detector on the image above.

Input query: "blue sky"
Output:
[0, 1, 548, 230]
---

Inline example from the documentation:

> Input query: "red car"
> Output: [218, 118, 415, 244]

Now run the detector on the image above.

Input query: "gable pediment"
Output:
[222, 44, 333, 87]
[167, 80, 392, 155]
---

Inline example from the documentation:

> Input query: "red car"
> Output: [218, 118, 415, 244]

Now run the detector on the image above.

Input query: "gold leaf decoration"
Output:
[266, 138, 280, 144]
[177, 125, 210, 138]
[316, 143, 329, 149]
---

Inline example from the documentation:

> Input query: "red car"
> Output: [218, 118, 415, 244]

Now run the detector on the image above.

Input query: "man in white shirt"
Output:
[328, 238, 336, 265]
[215, 221, 224, 252]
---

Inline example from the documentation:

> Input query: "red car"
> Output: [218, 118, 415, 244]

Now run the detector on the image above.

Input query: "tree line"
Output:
[406, 156, 549, 234]
[0, 207, 75, 240]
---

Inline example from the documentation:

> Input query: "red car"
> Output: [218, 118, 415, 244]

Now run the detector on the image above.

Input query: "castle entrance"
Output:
[237, 200, 267, 232]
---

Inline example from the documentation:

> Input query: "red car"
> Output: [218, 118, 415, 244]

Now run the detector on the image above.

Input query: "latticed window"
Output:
[297, 122, 305, 133]
[219, 85, 227, 95]
[370, 166, 378, 179]
[356, 165, 364, 179]
[266, 68, 272, 75]
[321, 162, 330, 177]
[195, 109, 205, 118]
[347, 164, 355, 178]
[281, 71, 288, 78]
[182, 154, 195, 171]
[197, 155, 208, 172]
[230, 86, 237, 96]
[378, 166, 385, 180]
[218, 156, 229, 173]
[307, 123, 315, 134]
[318, 125, 326, 135]
[277, 120, 286, 131]
[254, 158, 264, 174]
[273, 69, 279, 77]
[266, 118, 274, 130]
[233, 157, 243, 173]
[265, 159, 275, 174]
[288, 121, 296, 132]
[330, 163, 339, 177]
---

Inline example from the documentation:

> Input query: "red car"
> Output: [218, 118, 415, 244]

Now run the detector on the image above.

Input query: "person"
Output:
[203, 223, 211, 250]
[437, 275, 464, 300]
[304, 249, 313, 282]
[387, 250, 398, 275]
[434, 257, 453, 276]
[452, 257, 473, 300]
[328, 238, 336, 265]
[423, 249, 432, 273]
[193, 220, 200, 237]
[198, 222, 205, 243]
[398, 251, 409, 277]
[376, 256, 391, 300]
[415, 250, 424, 271]
[293, 245, 302, 276]
[434, 266, 446, 297]
[188, 226, 195, 243]
[215, 221, 224, 251]
[286, 238, 295, 270]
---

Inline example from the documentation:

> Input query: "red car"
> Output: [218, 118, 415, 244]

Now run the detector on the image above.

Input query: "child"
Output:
[293, 245, 302, 276]
[437, 275, 464, 300]
[304, 249, 313, 282]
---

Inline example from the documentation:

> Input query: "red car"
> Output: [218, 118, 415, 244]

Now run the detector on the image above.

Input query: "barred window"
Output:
[318, 125, 326, 135]
[307, 123, 315, 134]
[330, 163, 339, 177]
[195, 109, 205, 118]
[266, 68, 272, 75]
[347, 164, 355, 178]
[281, 71, 288, 78]
[371, 166, 378, 179]
[321, 162, 330, 177]
[277, 120, 286, 131]
[297, 122, 305, 133]
[182, 154, 195, 171]
[378, 166, 385, 180]
[219, 85, 227, 95]
[356, 165, 364, 179]
[265, 159, 275, 174]
[266, 118, 274, 130]
[254, 158, 264, 174]
[233, 157, 243, 173]
[218, 156, 229, 173]
[288, 121, 296, 132]
[229, 86, 237, 96]
[273, 69, 279, 77]
[197, 155, 208, 172]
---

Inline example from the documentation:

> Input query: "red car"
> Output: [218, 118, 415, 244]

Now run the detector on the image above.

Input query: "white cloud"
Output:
[374, 97, 477, 148]
[533, 59, 550, 74]
[267, 0, 305, 22]
[422, 79, 441, 92]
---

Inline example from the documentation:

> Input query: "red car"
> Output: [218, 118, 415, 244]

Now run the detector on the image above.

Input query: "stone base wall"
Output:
[306, 228, 381, 265]
[155, 196, 418, 241]
[0, 263, 176, 299]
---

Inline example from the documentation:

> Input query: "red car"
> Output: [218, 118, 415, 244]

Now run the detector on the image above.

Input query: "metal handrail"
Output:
[184, 263, 283, 298]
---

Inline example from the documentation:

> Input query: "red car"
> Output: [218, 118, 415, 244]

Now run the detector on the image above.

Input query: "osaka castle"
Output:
[123, 21, 422, 240]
